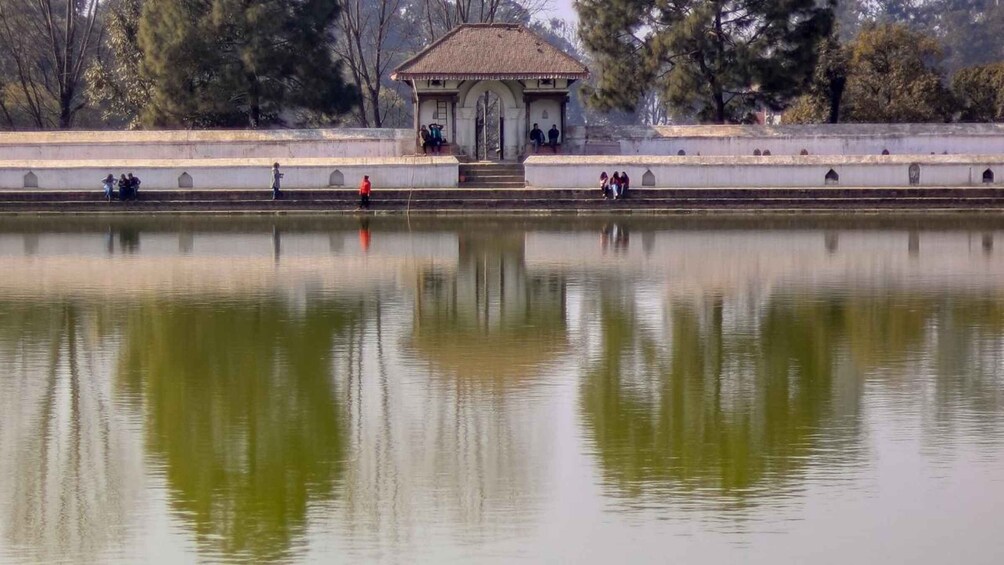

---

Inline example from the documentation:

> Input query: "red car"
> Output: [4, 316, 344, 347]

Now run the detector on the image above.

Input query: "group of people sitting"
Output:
[101, 173, 142, 201]
[599, 171, 630, 199]
[419, 123, 446, 154]
[529, 123, 561, 153]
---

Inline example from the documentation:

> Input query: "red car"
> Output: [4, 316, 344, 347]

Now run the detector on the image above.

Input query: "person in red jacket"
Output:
[358, 175, 372, 209]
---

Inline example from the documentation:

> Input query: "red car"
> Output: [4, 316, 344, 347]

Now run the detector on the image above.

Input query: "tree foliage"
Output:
[783, 32, 848, 124]
[841, 23, 952, 122]
[953, 62, 1004, 122]
[86, 0, 152, 128]
[578, 0, 835, 124]
[137, 0, 357, 128]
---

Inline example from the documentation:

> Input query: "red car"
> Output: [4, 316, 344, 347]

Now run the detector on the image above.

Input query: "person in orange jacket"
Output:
[358, 175, 372, 209]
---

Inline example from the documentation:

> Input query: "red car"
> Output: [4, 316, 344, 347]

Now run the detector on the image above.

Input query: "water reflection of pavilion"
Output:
[411, 233, 568, 382]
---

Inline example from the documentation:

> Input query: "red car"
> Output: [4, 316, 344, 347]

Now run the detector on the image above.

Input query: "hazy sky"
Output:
[545, 0, 578, 22]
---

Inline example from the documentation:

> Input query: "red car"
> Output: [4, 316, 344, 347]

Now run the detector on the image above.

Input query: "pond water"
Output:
[1, 216, 1004, 564]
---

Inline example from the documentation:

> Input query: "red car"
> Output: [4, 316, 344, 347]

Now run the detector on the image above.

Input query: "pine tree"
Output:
[577, 0, 835, 124]
[138, 0, 357, 128]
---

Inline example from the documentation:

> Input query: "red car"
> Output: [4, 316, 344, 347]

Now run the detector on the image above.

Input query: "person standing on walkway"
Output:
[359, 175, 372, 210]
[102, 174, 115, 201]
[271, 162, 283, 200]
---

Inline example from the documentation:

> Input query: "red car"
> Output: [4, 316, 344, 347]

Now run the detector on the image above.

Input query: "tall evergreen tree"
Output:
[138, 0, 357, 128]
[577, 0, 835, 124]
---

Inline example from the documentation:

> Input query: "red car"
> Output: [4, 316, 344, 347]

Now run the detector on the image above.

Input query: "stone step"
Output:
[458, 183, 527, 189]
[10, 188, 1004, 204]
[8, 197, 1004, 212]
[459, 178, 526, 185]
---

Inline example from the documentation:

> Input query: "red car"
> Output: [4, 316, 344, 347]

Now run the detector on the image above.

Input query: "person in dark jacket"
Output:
[118, 174, 130, 200]
[420, 125, 432, 155]
[529, 123, 545, 153]
[548, 124, 560, 152]
[127, 173, 141, 200]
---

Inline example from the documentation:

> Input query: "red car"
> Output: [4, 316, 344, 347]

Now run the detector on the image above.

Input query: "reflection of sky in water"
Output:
[1, 218, 1003, 563]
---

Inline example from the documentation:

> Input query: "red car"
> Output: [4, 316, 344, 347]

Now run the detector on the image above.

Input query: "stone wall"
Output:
[564, 124, 1004, 157]
[524, 155, 1004, 189]
[0, 128, 413, 160]
[1, 157, 458, 191]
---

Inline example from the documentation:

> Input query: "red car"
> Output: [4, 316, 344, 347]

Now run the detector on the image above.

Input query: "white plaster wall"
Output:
[524, 156, 1004, 188]
[565, 124, 1004, 157]
[0, 157, 459, 190]
[0, 129, 413, 160]
[527, 100, 561, 132]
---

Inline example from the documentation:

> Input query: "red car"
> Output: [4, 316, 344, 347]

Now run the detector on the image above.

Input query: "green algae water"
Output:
[2, 216, 1004, 564]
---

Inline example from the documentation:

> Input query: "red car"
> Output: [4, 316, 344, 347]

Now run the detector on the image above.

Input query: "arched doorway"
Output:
[474, 90, 504, 161]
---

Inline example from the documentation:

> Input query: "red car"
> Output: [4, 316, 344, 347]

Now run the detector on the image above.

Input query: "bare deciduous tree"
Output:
[336, 0, 414, 127]
[417, 0, 552, 42]
[0, 0, 103, 129]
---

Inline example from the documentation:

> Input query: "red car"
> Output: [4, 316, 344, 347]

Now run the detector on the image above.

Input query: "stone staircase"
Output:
[459, 162, 525, 189]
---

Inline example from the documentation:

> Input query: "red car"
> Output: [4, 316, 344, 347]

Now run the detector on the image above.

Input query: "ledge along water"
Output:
[6, 186, 1004, 214]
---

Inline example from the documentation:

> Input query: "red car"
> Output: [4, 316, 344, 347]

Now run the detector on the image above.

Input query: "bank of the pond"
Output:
[5, 186, 1004, 215]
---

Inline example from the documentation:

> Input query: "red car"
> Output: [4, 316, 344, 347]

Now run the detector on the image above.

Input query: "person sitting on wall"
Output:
[529, 123, 545, 153]
[429, 123, 444, 154]
[599, 171, 610, 199]
[419, 125, 432, 155]
[548, 124, 560, 153]
[620, 171, 630, 199]
[611, 171, 622, 199]
[118, 174, 131, 200]
[127, 173, 141, 200]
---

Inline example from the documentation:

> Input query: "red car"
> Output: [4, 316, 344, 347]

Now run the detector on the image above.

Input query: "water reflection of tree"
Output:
[0, 301, 137, 562]
[116, 298, 359, 562]
[581, 287, 1004, 508]
[579, 286, 863, 508]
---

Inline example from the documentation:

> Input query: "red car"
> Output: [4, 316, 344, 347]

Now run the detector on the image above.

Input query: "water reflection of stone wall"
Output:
[116, 298, 357, 562]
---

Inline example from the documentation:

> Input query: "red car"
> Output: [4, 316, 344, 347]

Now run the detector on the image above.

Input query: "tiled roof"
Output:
[392, 24, 589, 81]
